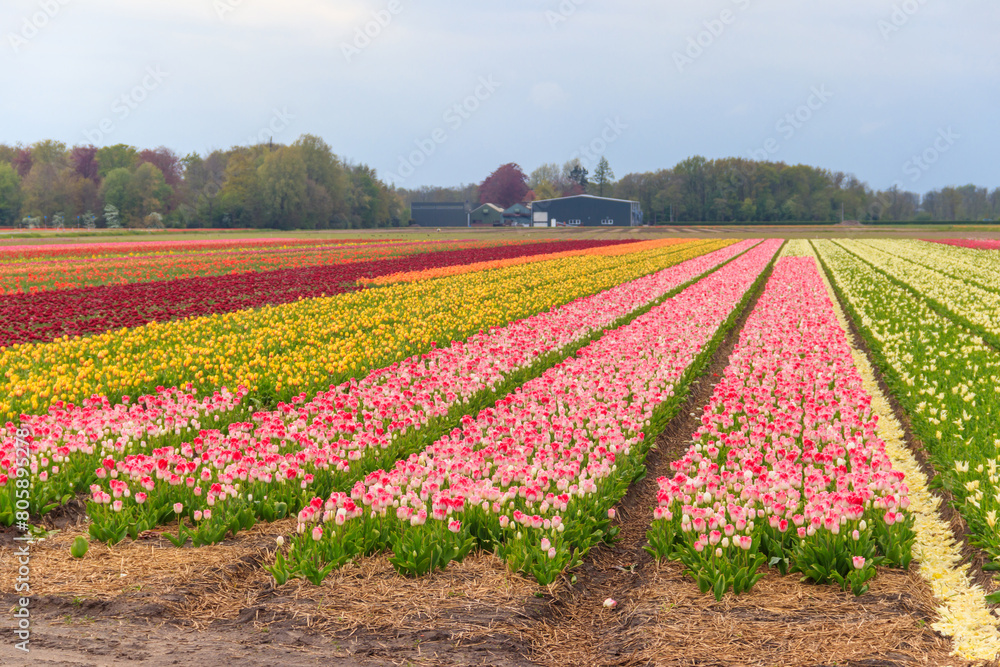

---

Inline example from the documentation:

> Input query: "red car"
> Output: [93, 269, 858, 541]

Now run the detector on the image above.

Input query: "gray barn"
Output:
[410, 202, 470, 227]
[530, 195, 643, 227]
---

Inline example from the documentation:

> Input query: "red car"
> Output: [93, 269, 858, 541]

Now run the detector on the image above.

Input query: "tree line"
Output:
[0, 135, 406, 229]
[402, 156, 1000, 223]
[2, 140, 996, 228]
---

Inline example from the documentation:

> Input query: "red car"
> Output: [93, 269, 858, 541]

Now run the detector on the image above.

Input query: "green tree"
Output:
[220, 149, 264, 227]
[99, 168, 134, 222]
[533, 180, 559, 200]
[593, 157, 615, 197]
[293, 135, 351, 227]
[30, 139, 68, 167]
[257, 146, 308, 229]
[96, 144, 139, 178]
[22, 162, 72, 221]
[0, 163, 23, 226]
[127, 162, 172, 224]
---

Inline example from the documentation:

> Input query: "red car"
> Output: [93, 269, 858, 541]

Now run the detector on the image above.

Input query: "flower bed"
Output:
[647, 256, 915, 599]
[273, 240, 782, 585]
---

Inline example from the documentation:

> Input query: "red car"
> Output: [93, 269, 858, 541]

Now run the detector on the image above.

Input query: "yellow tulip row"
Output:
[2, 239, 733, 421]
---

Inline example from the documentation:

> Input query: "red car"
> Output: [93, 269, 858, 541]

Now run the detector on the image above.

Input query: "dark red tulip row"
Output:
[1, 239, 638, 348]
[0, 237, 380, 261]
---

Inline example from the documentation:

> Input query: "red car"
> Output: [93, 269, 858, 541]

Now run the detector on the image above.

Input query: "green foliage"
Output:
[593, 157, 614, 197]
[388, 523, 476, 578]
[0, 162, 22, 225]
[96, 144, 139, 178]
[258, 146, 308, 228]
[100, 169, 132, 221]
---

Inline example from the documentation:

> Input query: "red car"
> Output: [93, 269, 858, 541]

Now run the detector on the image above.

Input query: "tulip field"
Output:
[3, 232, 1000, 665]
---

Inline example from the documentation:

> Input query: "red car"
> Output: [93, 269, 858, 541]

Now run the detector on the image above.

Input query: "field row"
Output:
[815, 240, 1000, 562]
[648, 254, 913, 598]
[2, 239, 753, 527]
[0, 239, 639, 347]
[0, 239, 716, 420]
[0, 239, 517, 294]
[276, 239, 782, 583]
[4, 236, 1000, 659]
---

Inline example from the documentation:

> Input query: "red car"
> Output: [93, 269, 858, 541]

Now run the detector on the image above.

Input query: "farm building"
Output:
[471, 203, 504, 226]
[410, 202, 470, 227]
[530, 194, 643, 227]
[502, 203, 532, 226]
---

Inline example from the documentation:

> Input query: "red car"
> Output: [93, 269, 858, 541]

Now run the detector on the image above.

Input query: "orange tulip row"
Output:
[358, 238, 689, 286]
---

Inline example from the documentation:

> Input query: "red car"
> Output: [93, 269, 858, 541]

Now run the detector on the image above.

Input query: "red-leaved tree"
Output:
[70, 145, 100, 182]
[479, 163, 529, 209]
[139, 147, 183, 186]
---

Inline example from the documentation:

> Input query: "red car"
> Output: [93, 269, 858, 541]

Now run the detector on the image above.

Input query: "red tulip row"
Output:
[0, 239, 638, 348]
[1, 239, 524, 294]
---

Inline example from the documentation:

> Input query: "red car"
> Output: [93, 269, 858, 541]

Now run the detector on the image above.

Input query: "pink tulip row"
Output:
[254, 239, 760, 435]
[8, 385, 248, 452]
[292, 240, 783, 583]
[1, 239, 759, 527]
[0, 385, 248, 520]
[648, 257, 914, 594]
[87, 239, 759, 515]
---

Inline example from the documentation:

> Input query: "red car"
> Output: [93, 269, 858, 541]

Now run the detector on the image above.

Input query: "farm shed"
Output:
[410, 202, 470, 227]
[471, 203, 504, 226]
[530, 194, 643, 227]
[502, 203, 532, 226]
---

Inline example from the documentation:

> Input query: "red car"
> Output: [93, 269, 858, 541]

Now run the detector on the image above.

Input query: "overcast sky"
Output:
[1, 0, 997, 192]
